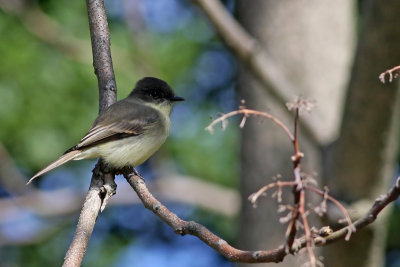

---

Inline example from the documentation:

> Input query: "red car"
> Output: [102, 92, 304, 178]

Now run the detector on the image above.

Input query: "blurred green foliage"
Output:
[0, 1, 239, 265]
[0, 0, 238, 188]
[0, 8, 98, 168]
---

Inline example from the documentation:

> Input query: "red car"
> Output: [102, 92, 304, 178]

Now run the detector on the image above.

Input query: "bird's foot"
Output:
[120, 166, 144, 181]
[132, 167, 145, 181]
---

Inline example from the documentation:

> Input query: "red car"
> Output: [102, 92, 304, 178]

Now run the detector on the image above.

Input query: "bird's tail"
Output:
[27, 150, 82, 184]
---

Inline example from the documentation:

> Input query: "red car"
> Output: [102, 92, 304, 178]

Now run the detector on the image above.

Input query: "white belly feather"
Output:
[99, 132, 168, 167]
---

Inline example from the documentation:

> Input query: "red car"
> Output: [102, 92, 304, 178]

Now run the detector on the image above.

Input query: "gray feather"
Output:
[27, 150, 82, 184]
[69, 98, 159, 152]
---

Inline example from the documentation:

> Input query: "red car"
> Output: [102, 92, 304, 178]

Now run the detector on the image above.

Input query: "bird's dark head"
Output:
[130, 77, 184, 104]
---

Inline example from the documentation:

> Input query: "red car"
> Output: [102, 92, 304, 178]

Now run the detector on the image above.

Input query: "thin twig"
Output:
[320, 177, 400, 245]
[286, 107, 303, 253]
[306, 185, 355, 239]
[299, 188, 316, 267]
[379, 65, 400, 83]
[292, 108, 302, 162]
[206, 108, 294, 141]
[248, 181, 297, 206]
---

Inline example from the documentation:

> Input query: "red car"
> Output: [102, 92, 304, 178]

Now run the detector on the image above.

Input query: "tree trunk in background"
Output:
[326, 1, 400, 266]
[236, 1, 355, 266]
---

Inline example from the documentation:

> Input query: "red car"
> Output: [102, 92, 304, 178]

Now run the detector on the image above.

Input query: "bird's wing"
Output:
[66, 100, 159, 153]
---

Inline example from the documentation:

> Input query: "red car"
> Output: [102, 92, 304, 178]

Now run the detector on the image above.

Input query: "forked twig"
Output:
[248, 181, 297, 206]
[306, 185, 356, 240]
[206, 108, 294, 141]
[207, 98, 347, 266]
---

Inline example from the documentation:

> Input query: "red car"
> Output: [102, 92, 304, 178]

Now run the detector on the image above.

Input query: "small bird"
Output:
[28, 77, 184, 184]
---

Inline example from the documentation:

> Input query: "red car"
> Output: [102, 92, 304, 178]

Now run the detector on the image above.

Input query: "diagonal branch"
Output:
[124, 171, 286, 263]
[63, 162, 114, 267]
[63, 0, 117, 266]
[320, 177, 400, 245]
[124, 168, 400, 263]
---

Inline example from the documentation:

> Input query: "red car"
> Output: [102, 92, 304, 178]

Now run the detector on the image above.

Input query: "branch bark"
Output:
[86, 0, 117, 113]
[124, 170, 400, 263]
[63, 0, 117, 266]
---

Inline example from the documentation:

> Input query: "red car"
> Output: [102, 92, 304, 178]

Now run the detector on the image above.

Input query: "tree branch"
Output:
[63, 0, 117, 266]
[124, 168, 400, 263]
[63, 163, 111, 267]
[86, 0, 117, 113]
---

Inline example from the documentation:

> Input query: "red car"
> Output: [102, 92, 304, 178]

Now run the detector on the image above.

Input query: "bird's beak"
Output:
[170, 96, 185, 102]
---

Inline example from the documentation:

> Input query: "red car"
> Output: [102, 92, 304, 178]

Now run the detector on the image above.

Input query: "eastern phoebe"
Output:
[28, 77, 184, 184]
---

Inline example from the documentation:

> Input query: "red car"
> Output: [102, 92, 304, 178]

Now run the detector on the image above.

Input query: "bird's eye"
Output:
[150, 89, 161, 99]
